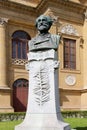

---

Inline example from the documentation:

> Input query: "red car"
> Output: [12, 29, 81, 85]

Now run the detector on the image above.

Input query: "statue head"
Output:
[35, 15, 53, 33]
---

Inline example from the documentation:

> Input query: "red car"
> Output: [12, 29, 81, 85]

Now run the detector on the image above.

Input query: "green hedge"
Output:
[0, 111, 87, 122]
[0, 112, 25, 121]
[62, 111, 87, 118]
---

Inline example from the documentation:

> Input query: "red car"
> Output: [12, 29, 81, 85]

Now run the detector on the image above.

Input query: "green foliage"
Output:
[0, 112, 25, 121]
[0, 111, 87, 122]
[62, 110, 87, 118]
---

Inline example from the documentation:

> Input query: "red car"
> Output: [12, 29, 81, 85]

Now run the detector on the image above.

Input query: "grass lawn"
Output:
[65, 118, 87, 130]
[0, 120, 22, 130]
[0, 118, 87, 130]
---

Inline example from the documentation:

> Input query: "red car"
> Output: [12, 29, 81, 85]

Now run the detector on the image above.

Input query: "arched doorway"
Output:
[13, 79, 29, 112]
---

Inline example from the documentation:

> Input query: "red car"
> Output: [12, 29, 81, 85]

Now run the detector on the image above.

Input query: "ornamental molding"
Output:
[37, 0, 86, 14]
[0, 1, 36, 16]
[9, 0, 41, 7]
[0, 18, 8, 25]
[0, 0, 86, 24]
[65, 75, 76, 86]
[0, 0, 85, 15]
[33, 62, 50, 106]
[37, 0, 86, 25]
[60, 24, 79, 36]
[84, 9, 87, 20]
[12, 59, 28, 66]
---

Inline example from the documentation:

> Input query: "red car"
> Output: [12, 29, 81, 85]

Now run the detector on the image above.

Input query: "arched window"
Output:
[13, 78, 29, 88]
[12, 30, 31, 59]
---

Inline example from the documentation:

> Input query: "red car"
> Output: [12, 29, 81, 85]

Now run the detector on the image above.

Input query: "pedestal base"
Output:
[15, 113, 71, 130]
[15, 126, 70, 130]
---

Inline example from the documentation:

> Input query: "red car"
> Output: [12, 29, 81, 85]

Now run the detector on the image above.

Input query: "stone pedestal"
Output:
[15, 49, 71, 130]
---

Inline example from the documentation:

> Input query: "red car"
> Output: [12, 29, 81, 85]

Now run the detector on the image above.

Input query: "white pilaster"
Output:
[0, 18, 8, 88]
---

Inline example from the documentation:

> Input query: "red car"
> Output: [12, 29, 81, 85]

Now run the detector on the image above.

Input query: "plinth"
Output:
[15, 49, 71, 130]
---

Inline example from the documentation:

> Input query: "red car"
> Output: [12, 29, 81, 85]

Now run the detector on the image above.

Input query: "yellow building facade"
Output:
[0, 0, 87, 112]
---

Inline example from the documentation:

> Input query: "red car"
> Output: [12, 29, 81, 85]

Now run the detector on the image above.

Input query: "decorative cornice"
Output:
[36, 0, 86, 24]
[0, 87, 11, 92]
[0, 0, 36, 16]
[8, 0, 41, 7]
[37, 0, 86, 14]
[0, 0, 85, 16]
[0, 1, 37, 26]
[0, 0, 86, 25]
[60, 87, 87, 93]
[84, 8, 87, 20]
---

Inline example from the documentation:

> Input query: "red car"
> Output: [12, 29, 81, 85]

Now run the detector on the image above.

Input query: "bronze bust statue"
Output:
[28, 15, 60, 51]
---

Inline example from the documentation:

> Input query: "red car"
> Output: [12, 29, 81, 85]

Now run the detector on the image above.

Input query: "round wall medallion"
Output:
[65, 75, 76, 86]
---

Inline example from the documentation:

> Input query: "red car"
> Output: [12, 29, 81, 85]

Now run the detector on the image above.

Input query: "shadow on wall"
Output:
[59, 88, 70, 107]
[13, 96, 27, 112]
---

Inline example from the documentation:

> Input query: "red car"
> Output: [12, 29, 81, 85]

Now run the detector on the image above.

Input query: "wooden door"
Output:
[13, 79, 28, 112]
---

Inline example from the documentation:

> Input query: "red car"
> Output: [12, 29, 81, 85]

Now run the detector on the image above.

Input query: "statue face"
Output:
[36, 15, 50, 32]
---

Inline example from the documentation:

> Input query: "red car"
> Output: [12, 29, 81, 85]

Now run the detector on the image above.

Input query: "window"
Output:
[12, 30, 31, 59]
[13, 78, 29, 88]
[63, 38, 76, 69]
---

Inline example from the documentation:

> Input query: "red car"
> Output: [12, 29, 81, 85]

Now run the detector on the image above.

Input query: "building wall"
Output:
[43, 0, 86, 110]
[0, 0, 87, 112]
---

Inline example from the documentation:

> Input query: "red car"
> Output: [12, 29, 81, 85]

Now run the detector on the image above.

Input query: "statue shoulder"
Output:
[28, 37, 36, 44]
[51, 34, 60, 41]
[28, 36, 38, 48]
[51, 34, 61, 46]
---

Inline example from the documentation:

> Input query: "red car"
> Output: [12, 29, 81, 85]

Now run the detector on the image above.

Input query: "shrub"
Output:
[0, 112, 25, 121]
[0, 111, 87, 122]
[62, 111, 87, 118]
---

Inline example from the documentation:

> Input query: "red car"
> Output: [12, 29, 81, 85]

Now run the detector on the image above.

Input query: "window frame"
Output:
[12, 38, 28, 59]
[12, 30, 30, 60]
[59, 34, 81, 73]
[63, 37, 76, 70]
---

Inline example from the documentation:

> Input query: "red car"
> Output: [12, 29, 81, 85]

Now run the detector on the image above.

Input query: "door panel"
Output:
[13, 79, 28, 112]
